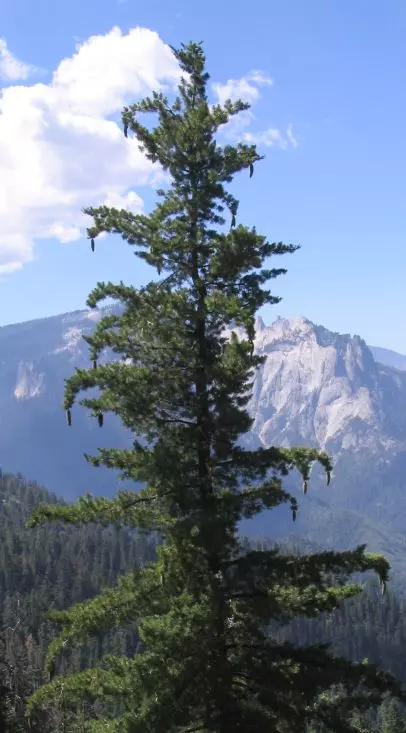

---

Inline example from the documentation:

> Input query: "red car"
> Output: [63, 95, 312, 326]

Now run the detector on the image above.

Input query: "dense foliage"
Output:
[0, 472, 155, 731]
[0, 474, 404, 730]
[22, 41, 406, 732]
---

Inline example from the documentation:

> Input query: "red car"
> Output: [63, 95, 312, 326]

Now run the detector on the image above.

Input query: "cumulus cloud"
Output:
[212, 71, 273, 106]
[212, 70, 297, 151]
[0, 27, 181, 274]
[0, 32, 296, 276]
[0, 39, 35, 81]
[244, 122, 298, 149]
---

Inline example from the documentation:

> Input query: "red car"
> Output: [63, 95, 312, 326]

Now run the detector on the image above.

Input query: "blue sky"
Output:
[1, 0, 406, 351]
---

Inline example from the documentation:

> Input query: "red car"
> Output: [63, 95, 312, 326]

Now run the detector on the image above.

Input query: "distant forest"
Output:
[0, 472, 405, 731]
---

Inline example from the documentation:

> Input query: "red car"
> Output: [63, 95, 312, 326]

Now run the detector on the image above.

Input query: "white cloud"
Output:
[0, 27, 181, 274]
[212, 71, 273, 106]
[243, 129, 284, 147]
[212, 70, 297, 151]
[103, 189, 144, 212]
[0, 34, 296, 276]
[0, 39, 35, 81]
[286, 123, 298, 148]
[244, 123, 298, 149]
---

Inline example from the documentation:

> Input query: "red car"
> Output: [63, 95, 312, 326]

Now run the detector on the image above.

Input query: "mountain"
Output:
[369, 345, 406, 372]
[247, 315, 406, 455]
[235, 316, 406, 586]
[0, 308, 131, 499]
[2, 308, 406, 586]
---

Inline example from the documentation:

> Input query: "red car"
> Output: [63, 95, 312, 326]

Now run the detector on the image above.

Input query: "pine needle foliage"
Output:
[27, 42, 404, 732]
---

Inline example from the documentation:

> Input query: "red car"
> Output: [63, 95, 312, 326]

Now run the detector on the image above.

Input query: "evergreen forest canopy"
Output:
[1, 474, 406, 732]
[0, 39, 403, 732]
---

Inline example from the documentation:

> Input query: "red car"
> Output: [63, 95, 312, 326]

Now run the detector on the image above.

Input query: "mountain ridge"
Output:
[2, 307, 406, 585]
[1, 307, 406, 485]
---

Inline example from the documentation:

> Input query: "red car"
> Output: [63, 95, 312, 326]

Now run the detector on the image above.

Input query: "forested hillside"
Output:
[0, 473, 155, 731]
[1, 472, 406, 731]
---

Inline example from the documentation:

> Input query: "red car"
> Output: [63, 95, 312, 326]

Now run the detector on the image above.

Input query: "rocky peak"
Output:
[247, 316, 396, 452]
[0, 307, 406, 497]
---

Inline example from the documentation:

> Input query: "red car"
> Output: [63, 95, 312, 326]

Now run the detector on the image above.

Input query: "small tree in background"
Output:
[382, 698, 406, 733]
[28, 41, 405, 732]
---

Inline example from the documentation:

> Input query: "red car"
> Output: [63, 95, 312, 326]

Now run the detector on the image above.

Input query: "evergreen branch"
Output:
[27, 489, 174, 531]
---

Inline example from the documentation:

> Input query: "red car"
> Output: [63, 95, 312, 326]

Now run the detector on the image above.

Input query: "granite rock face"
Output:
[2, 308, 406, 496]
[247, 315, 406, 455]
[2, 308, 406, 585]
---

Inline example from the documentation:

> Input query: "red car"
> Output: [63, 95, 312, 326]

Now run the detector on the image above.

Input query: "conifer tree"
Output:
[0, 662, 14, 732]
[27, 42, 405, 732]
[382, 699, 406, 733]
